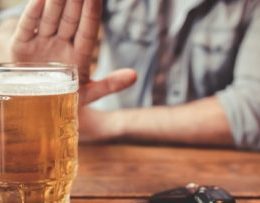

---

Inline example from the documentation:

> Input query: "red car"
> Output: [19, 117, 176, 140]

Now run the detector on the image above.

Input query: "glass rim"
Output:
[0, 62, 78, 71]
[0, 62, 79, 96]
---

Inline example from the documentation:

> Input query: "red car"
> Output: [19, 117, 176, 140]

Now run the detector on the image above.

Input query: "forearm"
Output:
[114, 97, 234, 147]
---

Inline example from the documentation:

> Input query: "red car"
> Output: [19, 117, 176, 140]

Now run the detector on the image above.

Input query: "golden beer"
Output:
[0, 64, 78, 203]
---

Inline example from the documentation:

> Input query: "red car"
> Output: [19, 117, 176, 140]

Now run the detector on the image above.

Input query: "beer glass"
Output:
[0, 63, 79, 203]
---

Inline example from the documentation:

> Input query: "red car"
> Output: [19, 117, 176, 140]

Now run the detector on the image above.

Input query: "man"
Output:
[1, 0, 260, 150]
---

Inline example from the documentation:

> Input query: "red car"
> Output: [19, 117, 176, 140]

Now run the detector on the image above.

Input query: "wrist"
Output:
[109, 110, 126, 138]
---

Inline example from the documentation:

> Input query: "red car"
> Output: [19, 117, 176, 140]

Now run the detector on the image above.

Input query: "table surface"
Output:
[70, 143, 260, 203]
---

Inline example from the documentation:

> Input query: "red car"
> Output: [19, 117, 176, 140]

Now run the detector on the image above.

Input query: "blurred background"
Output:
[0, 0, 21, 10]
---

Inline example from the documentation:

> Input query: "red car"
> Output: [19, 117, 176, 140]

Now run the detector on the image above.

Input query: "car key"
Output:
[194, 186, 236, 203]
[149, 183, 199, 203]
[149, 183, 235, 203]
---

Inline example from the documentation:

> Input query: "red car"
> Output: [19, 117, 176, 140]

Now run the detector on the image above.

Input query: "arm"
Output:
[216, 1, 260, 150]
[80, 2, 260, 150]
[114, 97, 233, 146]
[79, 97, 233, 147]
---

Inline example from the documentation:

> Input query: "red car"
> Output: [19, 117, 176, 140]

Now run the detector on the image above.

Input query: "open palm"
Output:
[10, 0, 137, 139]
[10, 0, 137, 105]
[11, 0, 101, 84]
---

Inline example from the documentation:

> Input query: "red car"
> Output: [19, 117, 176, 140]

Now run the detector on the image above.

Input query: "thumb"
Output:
[79, 68, 137, 105]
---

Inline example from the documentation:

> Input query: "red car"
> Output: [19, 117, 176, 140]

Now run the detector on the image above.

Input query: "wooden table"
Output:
[71, 143, 260, 203]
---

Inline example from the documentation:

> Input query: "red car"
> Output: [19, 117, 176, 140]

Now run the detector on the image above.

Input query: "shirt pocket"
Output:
[191, 30, 235, 69]
[190, 30, 236, 96]
[105, 1, 155, 46]
[104, 1, 156, 67]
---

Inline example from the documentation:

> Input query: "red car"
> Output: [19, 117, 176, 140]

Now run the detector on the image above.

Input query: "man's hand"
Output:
[79, 69, 137, 105]
[11, 0, 101, 84]
[7, 0, 138, 143]
[78, 69, 137, 141]
[10, 0, 137, 104]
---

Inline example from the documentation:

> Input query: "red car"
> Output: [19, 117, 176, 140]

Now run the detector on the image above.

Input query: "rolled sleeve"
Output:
[217, 1, 260, 150]
[217, 83, 260, 150]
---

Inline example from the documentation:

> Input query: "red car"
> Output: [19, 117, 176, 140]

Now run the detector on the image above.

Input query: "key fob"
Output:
[149, 185, 198, 203]
[194, 186, 236, 203]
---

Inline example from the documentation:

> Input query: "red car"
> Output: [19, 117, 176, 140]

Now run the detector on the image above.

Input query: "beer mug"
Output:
[0, 63, 79, 203]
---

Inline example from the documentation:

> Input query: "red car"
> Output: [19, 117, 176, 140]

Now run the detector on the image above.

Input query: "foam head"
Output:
[0, 69, 78, 96]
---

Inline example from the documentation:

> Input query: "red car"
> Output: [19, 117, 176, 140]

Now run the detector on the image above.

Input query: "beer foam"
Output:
[0, 72, 78, 96]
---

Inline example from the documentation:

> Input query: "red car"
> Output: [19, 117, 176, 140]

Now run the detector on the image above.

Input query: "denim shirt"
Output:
[1, 0, 260, 150]
[94, 0, 260, 150]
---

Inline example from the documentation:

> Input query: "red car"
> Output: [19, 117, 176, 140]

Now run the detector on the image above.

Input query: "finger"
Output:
[14, 0, 45, 42]
[74, 0, 102, 56]
[38, 0, 65, 37]
[79, 69, 137, 105]
[57, 0, 84, 40]
[74, 54, 92, 85]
